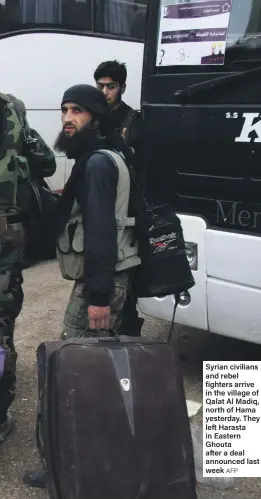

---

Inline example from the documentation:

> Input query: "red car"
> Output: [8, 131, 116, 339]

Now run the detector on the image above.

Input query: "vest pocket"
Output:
[116, 242, 141, 272]
[56, 220, 84, 281]
[117, 245, 139, 262]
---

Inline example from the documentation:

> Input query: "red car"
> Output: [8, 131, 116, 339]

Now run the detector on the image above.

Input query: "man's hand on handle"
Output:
[88, 305, 110, 331]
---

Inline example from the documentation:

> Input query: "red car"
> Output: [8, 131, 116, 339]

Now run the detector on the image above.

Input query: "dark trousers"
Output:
[0, 268, 24, 424]
[119, 267, 144, 336]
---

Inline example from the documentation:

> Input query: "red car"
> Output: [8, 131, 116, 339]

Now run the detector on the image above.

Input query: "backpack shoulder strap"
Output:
[96, 148, 126, 166]
[93, 148, 129, 179]
[121, 109, 141, 148]
[94, 148, 135, 229]
[121, 109, 137, 131]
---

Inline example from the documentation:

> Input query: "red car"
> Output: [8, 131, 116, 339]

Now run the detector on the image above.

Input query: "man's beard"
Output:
[54, 123, 98, 159]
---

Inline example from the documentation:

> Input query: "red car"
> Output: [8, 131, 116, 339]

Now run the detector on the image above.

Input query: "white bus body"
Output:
[0, 0, 147, 189]
[0, 32, 144, 191]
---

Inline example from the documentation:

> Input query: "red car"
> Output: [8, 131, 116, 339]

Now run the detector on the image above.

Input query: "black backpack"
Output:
[119, 137, 195, 300]
[121, 109, 142, 149]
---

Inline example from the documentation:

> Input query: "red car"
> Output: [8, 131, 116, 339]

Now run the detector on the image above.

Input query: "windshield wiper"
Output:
[231, 58, 261, 64]
[174, 64, 261, 101]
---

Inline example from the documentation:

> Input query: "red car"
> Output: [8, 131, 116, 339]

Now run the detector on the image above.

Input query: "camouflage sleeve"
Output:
[7, 93, 30, 136]
[7, 94, 57, 179]
[28, 128, 57, 178]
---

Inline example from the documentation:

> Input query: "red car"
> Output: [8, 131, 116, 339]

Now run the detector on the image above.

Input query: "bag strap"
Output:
[167, 293, 181, 345]
[98, 147, 150, 210]
[121, 109, 137, 131]
[93, 148, 137, 228]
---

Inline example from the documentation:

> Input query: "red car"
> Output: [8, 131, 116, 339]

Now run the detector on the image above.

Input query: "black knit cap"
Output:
[61, 84, 109, 117]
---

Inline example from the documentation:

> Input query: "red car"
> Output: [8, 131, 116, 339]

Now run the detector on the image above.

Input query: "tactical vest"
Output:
[56, 149, 141, 281]
[0, 92, 30, 216]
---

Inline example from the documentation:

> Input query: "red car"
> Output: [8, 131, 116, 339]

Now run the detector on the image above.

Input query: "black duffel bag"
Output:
[23, 180, 59, 266]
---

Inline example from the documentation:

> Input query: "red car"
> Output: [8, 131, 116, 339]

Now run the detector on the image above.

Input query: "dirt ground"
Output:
[0, 260, 260, 499]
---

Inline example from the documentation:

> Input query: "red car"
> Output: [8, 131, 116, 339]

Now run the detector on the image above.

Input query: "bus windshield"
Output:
[156, 0, 261, 68]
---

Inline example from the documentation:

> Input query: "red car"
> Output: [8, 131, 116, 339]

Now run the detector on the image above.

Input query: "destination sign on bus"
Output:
[156, 0, 232, 66]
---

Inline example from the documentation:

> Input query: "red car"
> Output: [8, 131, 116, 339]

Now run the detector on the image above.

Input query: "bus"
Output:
[0, 0, 147, 191]
[138, 0, 261, 344]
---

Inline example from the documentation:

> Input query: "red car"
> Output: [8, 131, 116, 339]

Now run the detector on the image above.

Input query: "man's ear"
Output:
[121, 84, 126, 96]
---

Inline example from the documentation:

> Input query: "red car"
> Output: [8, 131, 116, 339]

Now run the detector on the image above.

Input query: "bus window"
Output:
[61, 0, 92, 31]
[20, 0, 61, 24]
[20, 0, 92, 30]
[0, 0, 147, 41]
[0, 0, 20, 29]
[94, 0, 147, 40]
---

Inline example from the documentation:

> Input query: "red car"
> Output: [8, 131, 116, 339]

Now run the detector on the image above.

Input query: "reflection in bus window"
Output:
[0, 0, 20, 28]
[247, 0, 261, 33]
[61, 0, 92, 31]
[226, 0, 261, 47]
[94, 0, 146, 39]
[0, 0, 147, 40]
[20, 0, 61, 24]
[21, 0, 91, 28]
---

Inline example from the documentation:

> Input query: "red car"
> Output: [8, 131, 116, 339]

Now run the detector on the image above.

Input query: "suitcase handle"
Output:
[98, 335, 120, 343]
[82, 329, 120, 342]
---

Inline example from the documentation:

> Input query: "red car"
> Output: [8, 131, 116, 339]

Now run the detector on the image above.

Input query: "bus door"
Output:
[138, 0, 261, 342]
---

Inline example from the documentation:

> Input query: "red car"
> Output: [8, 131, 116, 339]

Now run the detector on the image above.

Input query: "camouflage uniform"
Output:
[0, 223, 25, 428]
[0, 93, 56, 438]
[26, 128, 57, 180]
[62, 271, 130, 339]
[7, 94, 56, 181]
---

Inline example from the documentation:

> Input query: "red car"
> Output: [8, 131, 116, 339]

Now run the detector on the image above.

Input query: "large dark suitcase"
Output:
[36, 336, 197, 499]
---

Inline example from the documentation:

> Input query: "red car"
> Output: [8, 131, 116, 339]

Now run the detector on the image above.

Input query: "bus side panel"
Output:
[206, 229, 261, 344]
[0, 33, 144, 110]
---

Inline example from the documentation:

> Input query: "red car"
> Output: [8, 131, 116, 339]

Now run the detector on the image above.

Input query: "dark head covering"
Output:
[61, 84, 109, 117]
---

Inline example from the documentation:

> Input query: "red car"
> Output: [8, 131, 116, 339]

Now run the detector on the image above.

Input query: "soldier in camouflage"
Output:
[0, 93, 56, 444]
[8, 94, 56, 181]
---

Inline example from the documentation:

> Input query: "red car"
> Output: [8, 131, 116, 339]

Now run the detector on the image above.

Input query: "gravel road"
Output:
[0, 260, 260, 499]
